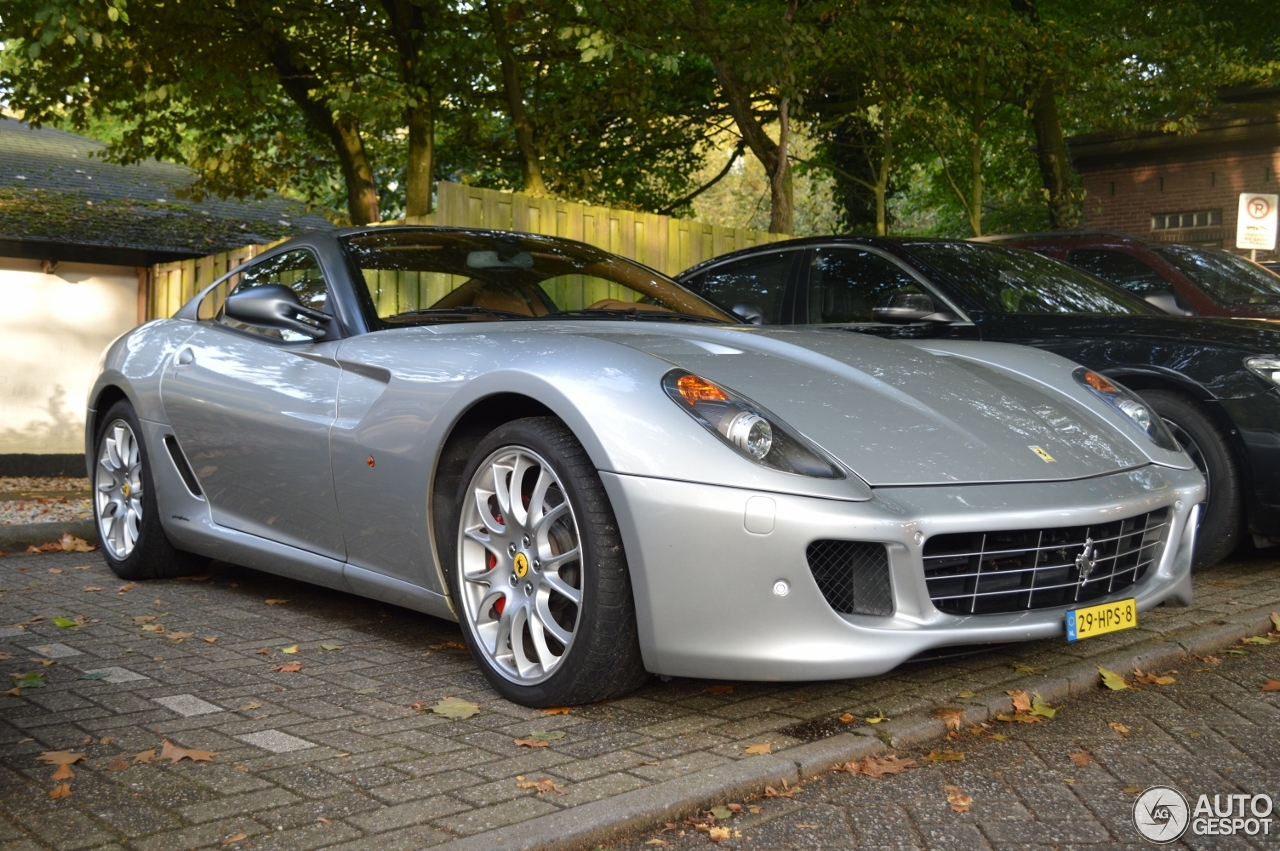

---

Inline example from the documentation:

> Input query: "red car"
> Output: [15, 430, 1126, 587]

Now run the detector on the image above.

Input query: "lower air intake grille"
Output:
[806, 541, 894, 616]
[923, 508, 1169, 615]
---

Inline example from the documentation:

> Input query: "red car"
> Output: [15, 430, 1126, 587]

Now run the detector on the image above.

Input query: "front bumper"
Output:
[602, 465, 1204, 681]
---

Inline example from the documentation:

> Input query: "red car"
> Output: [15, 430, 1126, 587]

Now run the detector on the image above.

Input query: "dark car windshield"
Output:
[342, 229, 736, 325]
[907, 242, 1153, 315]
[1156, 245, 1280, 305]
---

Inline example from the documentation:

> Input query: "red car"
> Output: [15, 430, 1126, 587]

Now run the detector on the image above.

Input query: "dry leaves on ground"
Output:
[957, 690, 977, 699]
[50, 763, 75, 781]
[1243, 636, 1275, 646]
[1099, 667, 1130, 690]
[133, 749, 157, 764]
[117, 583, 134, 594]
[1109, 722, 1131, 736]
[1029, 694, 1058, 719]
[702, 684, 734, 695]
[166, 632, 194, 642]
[82, 586, 101, 592]
[1011, 663, 1040, 674]
[763, 783, 796, 798]
[933, 708, 966, 732]
[1262, 680, 1280, 692]
[838, 712, 855, 724]
[264, 599, 290, 605]
[513, 731, 564, 748]
[840, 754, 916, 778]
[271, 663, 301, 673]
[743, 743, 771, 755]
[945, 785, 972, 813]
[281, 645, 300, 654]
[538, 706, 571, 715]
[922, 750, 966, 763]
[864, 710, 890, 724]
[515, 776, 564, 794]
[1271, 611, 1280, 632]
[221, 833, 248, 846]
[159, 740, 218, 763]
[106, 758, 130, 771]
[36, 751, 86, 767]
[431, 696, 481, 719]
[1069, 751, 1094, 767]
[1007, 690, 1032, 713]
[49, 782, 71, 799]
[1132, 669, 1176, 686]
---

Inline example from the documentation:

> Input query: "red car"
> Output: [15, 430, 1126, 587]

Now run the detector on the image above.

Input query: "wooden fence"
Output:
[147, 181, 790, 320]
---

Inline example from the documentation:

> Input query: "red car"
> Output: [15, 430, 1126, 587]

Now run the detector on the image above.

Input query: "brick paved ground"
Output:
[610, 613, 1280, 850]
[1, 546, 1278, 850]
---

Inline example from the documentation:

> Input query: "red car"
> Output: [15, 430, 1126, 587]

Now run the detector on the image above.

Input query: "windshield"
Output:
[906, 242, 1153, 315]
[1156, 245, 1280, 305]
[342, 229, 736, 325]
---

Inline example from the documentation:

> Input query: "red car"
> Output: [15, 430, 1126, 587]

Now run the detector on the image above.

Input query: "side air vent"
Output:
[805, 540, 894, 617]
[163, 435, 203, 497]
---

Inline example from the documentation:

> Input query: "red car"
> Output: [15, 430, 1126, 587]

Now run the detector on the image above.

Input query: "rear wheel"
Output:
[94, 401, 208, 580]
[1139, 389, 1242, 570]
[447, 417, 647, 706]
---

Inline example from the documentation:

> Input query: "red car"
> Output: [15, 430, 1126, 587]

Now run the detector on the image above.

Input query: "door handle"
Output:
[175, 348, 195, 367]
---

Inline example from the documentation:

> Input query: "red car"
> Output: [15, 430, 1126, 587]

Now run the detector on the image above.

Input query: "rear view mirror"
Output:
[224, 284, 331, 339]
[731, 303, 767, 325]
[872, 292, 958, 324]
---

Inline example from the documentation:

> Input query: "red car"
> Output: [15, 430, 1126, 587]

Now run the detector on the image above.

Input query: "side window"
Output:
[217, 250, 330, 342]
[1067, 249, 1168, 295]
[808, 248, 924, 323]
[684, 250, 796, 324]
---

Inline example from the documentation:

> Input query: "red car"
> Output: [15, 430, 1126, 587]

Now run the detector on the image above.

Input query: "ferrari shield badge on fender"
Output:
[513, 552, 529, 578]
[1028, 445, 1056, 463]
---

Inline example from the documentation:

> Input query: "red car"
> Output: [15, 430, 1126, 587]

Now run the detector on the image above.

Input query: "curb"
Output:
[0, 520, 98, 553]
[435, 602, 1278, 851]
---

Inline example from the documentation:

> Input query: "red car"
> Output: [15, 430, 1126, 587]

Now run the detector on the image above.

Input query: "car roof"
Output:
[675, 235, 986, 278]
[974, 230, 1155, 247]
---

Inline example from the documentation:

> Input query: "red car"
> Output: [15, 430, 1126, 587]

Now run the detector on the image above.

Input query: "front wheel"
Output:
[447, 417, 647, 706]
[1139, 389, 1243, 570]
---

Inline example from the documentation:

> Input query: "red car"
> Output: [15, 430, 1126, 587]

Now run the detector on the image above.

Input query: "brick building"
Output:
[1068, 86, 1280, 263]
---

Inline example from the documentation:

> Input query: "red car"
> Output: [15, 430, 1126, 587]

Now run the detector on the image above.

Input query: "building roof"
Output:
[0, 117, 334, 266]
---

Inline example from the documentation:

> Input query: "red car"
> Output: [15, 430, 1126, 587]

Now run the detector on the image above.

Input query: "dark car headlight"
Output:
[662, 370, 843, 478]
[1245, 356, 1280, 389]
[1073, 368, 1179, 452]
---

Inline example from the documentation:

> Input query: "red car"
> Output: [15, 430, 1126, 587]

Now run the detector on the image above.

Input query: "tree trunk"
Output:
[267, 36, 380, 225]
[486, 0, 549, 196]
[1029, 78, 1078, 228]
[968, 133, 983, 237]
[770, 96, 794, 234]
[405, 100, 434, 217]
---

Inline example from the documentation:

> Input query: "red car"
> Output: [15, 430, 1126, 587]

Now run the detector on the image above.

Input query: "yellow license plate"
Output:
[1066, 598, 1136, 641]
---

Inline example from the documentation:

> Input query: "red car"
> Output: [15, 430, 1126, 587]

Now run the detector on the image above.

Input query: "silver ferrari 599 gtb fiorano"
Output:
[87, 227, 1205, 706]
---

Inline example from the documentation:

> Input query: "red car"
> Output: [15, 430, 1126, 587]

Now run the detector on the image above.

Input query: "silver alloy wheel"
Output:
[95, 418, 144, 559]
[1164, 418, 1210, 515]
[458, 446, 584, 685]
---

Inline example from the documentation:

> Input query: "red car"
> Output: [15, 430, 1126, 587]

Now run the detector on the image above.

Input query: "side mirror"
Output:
[872, 292, 958, 324]
[1141, 289, 1195, 317]
[731, 303, 767, 325]
[224, 284, 330, 339]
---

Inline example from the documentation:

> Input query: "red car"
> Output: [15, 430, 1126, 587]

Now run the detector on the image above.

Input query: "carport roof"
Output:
[0, 116, 334, 266]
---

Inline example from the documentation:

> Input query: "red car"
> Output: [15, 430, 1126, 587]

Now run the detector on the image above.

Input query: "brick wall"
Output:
[1080, 149, 1280, 262]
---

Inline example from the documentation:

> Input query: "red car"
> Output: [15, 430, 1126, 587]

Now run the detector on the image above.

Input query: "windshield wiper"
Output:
[541, 308, 729, 324]
[386, 306, 532, 321]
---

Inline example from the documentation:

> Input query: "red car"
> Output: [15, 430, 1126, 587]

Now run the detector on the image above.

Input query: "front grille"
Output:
[806, 541, 894, 616]
[923, 509, 1169, 615]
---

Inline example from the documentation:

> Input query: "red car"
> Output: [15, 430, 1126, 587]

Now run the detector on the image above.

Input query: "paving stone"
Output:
[153, 693, 224, 716]
[78, 666, 149, 684]
[238, 729, 317, 753]
[27, 642, 82, 658]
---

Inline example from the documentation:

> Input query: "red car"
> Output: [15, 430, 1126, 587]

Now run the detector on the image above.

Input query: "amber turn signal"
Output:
[675, 374, 729, 404]
[1081, 370, 1117, 394]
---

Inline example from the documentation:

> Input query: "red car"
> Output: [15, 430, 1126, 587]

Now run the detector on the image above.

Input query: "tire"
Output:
[93, 401, 209, 581]
[445, 417, 647, 706]
[1139, 389, 1243, 570]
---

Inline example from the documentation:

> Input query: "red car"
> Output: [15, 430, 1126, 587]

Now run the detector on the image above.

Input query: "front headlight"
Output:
[1245, 356, 1280, 388]
[1073, 368, 1179, 452]
[662, 370, 843, 478]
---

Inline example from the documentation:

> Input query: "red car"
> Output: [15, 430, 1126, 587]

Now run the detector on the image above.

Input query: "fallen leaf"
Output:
[763, 784, 795, 798]
[1271, 611, 1280, 632]
[39, 659, 57, 667]
[106, 758, 130, 771]
[796, 823, 819, 829]
[319, 643, 342, 651]
[52, 617, 80, 629]
[74, 565, 91, 570]
[271, 663, 301, 673]
[1099, 667, 1129, 690]
[515, 776, 564, 794]
[49, 782, 71, 799]
[1011, 663, 1039, 674]
[1109, 722, 1131, 736]
[933, 708, 966, 732]
[1007, 690, 1031, 713]
[1243, 636, 1274, 646]
[838, 712, 855, 724]
[236, 701, 263, 711]
[1262, 680, 1280, 692]
[744, 743, 772, 755]
[431, 697, 481, 719]
[989, 733, 1008, 742]
[317, 817, 332, 826]
[159, 740, 218, 763]
[726, 804, 743, 813]
[957, 690, 977, 699]
[1133, 669, 1176, 685]
[256, 648, 271, 655]
[513, 738, 549, 748]
[703, 684, 734, 695]
[538, 706, 571, 715]
[36, 751, 85, 766]
[429, 640, 468, 651]
[645, 840, 669, 847]
[707, 826, 731, 842]
[50, 763, 75, 781]
[203, 637, 218, 643]
[1123, 785, 1144, 794]
[101, 738, 113, 746]
[221, 833, 248, 846]
[11, 672, 46, 689]
[1029, 693, 1058, 719]
[922, 750, 966, 763]
[264, 599, 290, 605]
[166, 632, 194, 642]
[1222, 649, 1249, 656]
[141, 624, 164, 633]
[132, 749, 156, 764]
[117, 583, 135, 593]
[945, 784, 972, 813]
[995, 713, 1041, 724]
[748, 805, 762, 814]
[60, 534, 95, 552]
[864, 710, 889, 724]
[281, 645, 300, 654]
[82, 586, 101, 592]
[842, 754, 916, 778]
[132, 615, 156, 624]
[1069, 751, 1093, 767]
[708, 805, 733, 820]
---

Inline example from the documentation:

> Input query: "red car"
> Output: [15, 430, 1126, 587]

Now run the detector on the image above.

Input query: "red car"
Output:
[979, 231, 1280, 319]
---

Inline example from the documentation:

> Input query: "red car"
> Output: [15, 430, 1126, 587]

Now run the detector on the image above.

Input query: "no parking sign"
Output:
[1237, 192, 1278, 251]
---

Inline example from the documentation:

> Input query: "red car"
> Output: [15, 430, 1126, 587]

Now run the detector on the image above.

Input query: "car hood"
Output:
[585, 324, 1150, 487]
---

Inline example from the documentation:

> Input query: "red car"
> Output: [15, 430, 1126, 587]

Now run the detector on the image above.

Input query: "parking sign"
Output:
[1237, 192, 1278, 250]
